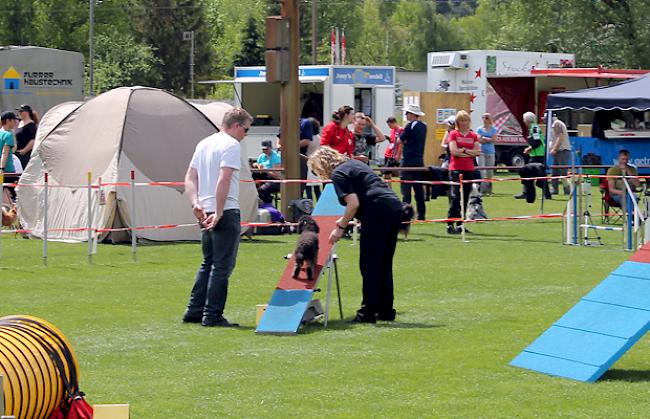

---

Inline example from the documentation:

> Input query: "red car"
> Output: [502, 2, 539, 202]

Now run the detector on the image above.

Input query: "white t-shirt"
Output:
[190, 131, 241, 212]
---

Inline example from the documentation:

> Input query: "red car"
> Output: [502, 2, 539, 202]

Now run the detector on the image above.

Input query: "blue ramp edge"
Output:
[256, 289, 313, 334]
[511, 264, 650, 382]
[312, 184, 345, 216]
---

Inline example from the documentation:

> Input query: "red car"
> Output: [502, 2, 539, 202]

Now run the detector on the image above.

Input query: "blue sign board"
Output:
[564, 136, 650, 174]
[332, 67, 394, 86]
[235, 67, 329, 79]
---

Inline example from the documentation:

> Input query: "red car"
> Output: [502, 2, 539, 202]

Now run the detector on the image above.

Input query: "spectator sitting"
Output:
[254, 140, 282, 205]
[606, 149, 640, 206]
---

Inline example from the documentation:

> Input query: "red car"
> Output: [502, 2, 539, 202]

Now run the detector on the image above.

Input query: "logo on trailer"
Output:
[3, 67, 21, 90]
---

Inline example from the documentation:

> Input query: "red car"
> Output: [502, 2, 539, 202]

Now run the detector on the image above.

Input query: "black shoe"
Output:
[350, 313, 376, 324]
[458, 226, 471, 234]
[544, 194, 552, 200]
[447, 225, 460, 235]
[202, 317, 239, 327]
[514, 193, 526, 199]
[182, 311, 202, 324]
[377, 309, 396, 321]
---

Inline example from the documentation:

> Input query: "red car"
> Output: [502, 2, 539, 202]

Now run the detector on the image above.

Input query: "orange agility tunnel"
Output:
[0, 315, 80, 419]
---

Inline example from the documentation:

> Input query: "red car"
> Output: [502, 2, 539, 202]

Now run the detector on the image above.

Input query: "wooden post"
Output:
[279, 0, 301, 221]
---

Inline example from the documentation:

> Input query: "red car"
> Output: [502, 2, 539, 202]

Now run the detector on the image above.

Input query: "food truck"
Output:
[202, 65, 396, 160]
[0, 46, 84, 115]
[426, 50, 575, 166]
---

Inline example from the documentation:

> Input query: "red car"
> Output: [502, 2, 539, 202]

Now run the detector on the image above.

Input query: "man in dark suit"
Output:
[399, 104, 427, 220]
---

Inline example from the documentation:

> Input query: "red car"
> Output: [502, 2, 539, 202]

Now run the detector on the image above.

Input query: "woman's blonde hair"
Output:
[307, 146, 350, 180]
[455, 110, 471, 123]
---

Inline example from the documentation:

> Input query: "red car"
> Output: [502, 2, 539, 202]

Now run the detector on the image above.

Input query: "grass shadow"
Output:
[601, 369, 650, 383]
[299, 319, 445, 334]
[375, 322, 445, 329]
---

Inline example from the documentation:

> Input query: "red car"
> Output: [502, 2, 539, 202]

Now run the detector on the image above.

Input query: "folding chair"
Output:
[600, 178, 624, 224]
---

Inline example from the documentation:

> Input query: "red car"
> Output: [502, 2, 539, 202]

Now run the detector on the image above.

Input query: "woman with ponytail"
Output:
[15, 104, 39, 169]
[320, 105, 354, 157]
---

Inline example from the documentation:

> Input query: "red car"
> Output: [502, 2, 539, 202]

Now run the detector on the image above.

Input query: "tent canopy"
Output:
[547, 73, 650, 111]
[18, 87, 258, 242]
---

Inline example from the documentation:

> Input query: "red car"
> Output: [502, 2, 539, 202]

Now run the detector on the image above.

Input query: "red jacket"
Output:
[320, 121, 354, 156]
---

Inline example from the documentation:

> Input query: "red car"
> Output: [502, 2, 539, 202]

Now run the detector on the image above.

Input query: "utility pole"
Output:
[89, 0, 94, 96]
[183, 30, 195, 98]
[280, 0, 301, 219]
[311, 0, 317, 64]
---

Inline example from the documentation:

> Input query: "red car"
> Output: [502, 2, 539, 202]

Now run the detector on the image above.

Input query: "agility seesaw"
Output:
[256, 184, 346, 335]
[511, 242, 650, 382]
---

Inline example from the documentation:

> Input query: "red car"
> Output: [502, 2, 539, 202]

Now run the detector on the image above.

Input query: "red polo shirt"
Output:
[448, 129, 479, 171]
[320, 121, 354, 156]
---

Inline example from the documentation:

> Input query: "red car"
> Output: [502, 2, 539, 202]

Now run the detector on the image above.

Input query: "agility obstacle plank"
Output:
[256, 184, 345, 334]
[511, 243, 650, 382]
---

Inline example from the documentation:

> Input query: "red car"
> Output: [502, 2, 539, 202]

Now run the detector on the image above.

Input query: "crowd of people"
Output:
[249, 105, 591, 234]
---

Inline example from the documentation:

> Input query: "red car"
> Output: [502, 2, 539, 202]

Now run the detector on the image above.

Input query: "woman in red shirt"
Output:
[320, 105, 355, 156]
[446, 110, 481, 234]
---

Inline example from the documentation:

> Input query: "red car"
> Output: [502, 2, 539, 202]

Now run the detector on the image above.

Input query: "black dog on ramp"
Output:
[399, 203, 415, 239]
[292, 215, 320, 281]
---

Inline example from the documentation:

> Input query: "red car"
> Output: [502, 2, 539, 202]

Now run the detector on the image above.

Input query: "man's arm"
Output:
[0, 145, 9, 171]
[211, 167, 235, 229]
[366, 117, 385, 142]
[185, 167, 206, 221]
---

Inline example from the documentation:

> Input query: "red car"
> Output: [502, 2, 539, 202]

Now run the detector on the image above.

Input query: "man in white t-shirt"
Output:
[182, 108, 253, 327]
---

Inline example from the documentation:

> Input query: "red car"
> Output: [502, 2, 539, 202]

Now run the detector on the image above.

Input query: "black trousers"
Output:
[358, 201, 402, 316]
[400, 162, 426, 220]
[448, 170, 476, 226]
[258, 181, 280, 204]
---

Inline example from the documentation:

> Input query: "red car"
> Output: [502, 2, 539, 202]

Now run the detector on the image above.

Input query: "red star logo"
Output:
[475, 68, 482, 79]
[470, 93, 477, 103]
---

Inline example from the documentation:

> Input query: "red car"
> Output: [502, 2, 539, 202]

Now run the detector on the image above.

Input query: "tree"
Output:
[92, 30, 162, 94]
[0, 0, 37, 46]
[457, 0, 650, 69]
[131, 0, 214, 95]
[349, 0, 389, 65]
[233, 16, 264, 68]
[388, 0, 465, 70]
[31, 0, 88, 53]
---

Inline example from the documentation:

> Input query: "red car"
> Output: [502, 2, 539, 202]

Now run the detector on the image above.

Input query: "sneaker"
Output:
[182, 311, 202, 324]
[458, 226, 471, 234]
[377, 309, 396, 321]
[202, 317, 239, 327]
[350, 312, 376, 324]
[447, 225, 460, 235]
[514, 193, 526, 199]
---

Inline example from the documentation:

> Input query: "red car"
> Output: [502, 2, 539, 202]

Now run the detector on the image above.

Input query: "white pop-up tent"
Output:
[18, 86, 258, 242]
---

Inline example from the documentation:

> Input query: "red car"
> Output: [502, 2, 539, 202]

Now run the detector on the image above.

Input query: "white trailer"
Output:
[201, 65, 396, 160]
[426, 50, 575, 166]
[0, 46, 84, 115]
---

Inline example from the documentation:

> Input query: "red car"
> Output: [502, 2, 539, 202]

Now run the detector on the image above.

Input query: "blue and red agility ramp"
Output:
[256, 184, 345, 334]
[511, 242, 650, 382]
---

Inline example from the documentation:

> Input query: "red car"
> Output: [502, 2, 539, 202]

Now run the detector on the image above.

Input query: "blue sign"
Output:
[235, 67, 329, 79]
[332, 67, 394, 86]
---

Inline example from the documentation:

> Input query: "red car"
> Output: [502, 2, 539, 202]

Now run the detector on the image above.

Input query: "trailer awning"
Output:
[531, 68, 649, 79]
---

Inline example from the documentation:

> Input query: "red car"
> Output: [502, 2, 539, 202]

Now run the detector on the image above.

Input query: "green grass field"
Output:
[1, 179, 648, 418]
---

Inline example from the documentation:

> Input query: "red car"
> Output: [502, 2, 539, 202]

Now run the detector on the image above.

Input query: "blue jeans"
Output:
[186, 209, 240, 321]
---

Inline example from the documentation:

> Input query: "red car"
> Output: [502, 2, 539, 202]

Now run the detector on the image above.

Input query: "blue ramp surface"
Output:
[511, 260, 650, 382]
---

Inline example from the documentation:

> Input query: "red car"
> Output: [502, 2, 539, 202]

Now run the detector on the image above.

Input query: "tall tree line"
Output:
[0, 0, 648, 97]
